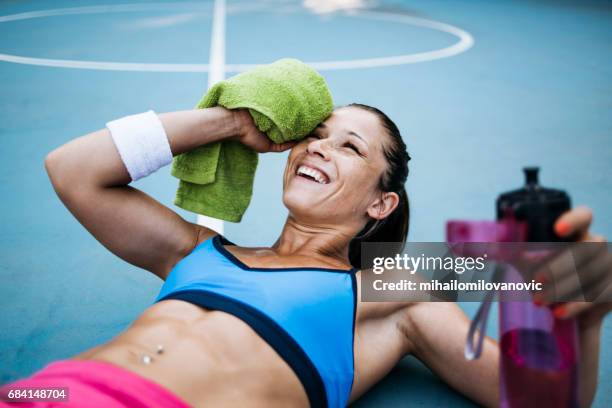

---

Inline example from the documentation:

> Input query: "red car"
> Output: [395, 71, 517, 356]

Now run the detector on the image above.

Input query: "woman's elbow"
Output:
[45, 147, 77, 198]
[45, 148, 63, 186]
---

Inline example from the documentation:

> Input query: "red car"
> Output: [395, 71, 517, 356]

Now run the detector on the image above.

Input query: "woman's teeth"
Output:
[296, 165, 329, 184]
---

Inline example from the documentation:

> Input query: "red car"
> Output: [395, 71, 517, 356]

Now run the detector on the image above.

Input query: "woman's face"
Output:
[282, 106, 392, 228]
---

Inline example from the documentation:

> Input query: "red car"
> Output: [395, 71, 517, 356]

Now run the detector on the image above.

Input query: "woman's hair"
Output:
[346, 103, 411, 269]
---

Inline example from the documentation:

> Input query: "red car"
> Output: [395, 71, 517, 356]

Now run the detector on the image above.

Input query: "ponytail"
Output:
[349, 188, 409, 269]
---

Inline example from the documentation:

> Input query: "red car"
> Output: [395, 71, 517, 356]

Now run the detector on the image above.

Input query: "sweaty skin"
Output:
[46, 107, 608, 408]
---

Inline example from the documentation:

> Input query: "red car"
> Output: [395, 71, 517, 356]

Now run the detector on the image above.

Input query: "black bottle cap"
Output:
[496, 167, 571, 242]
[524, 167, 539, 185]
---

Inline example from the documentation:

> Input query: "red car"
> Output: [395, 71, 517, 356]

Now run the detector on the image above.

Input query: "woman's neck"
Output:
[272, 216, 357, 268]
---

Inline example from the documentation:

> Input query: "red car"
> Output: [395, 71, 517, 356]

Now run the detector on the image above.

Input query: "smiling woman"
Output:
[2, 0, 612, 406]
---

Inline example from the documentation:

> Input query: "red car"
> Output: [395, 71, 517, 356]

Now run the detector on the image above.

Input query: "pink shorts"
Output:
[0, 360, 190, 407]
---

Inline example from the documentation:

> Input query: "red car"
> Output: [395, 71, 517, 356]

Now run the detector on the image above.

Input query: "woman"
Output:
[5, 104, 610, 407]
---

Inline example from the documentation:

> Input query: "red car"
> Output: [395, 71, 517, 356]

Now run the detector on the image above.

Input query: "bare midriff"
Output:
[71, 299, 310, 408]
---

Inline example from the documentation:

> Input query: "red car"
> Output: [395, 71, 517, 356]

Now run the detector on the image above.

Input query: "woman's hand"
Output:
[533, 207, 612, 327]
[232, 109, 297, 153]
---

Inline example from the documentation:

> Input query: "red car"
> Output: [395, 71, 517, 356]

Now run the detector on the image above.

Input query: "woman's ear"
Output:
[366, 191, 399, 220]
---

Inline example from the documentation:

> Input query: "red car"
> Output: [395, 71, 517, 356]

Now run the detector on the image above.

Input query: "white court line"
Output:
[0, 3, 474, 72]
[227, 10, 474, 71]
[0, 3, 206, 22]
[208, 0, 226, 85]
[196, 0, 225, 234]
[0, 53, 209, 72]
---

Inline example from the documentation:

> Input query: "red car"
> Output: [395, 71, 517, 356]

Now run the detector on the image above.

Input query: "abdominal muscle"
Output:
[71, 299, 309, 408]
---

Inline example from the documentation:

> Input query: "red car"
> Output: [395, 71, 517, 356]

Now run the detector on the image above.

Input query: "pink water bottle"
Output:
[497, 168, 579, 408]
[447, 167, 580, 408]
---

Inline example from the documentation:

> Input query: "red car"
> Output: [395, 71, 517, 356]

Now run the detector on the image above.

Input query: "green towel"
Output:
[171, 58, 333, 222]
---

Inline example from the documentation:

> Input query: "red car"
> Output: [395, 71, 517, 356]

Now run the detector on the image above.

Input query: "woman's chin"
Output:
[283, 180, 326, 204]
[283, 193, 326, 220]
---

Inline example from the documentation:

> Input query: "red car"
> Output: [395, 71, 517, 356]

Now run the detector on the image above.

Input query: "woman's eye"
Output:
[344, 143, 360, 154]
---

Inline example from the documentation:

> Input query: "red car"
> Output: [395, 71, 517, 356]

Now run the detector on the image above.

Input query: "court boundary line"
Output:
[197, 0, 225, 232]
[0, 2, 474, 72]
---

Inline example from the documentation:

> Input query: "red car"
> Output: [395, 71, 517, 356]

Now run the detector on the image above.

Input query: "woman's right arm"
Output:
[45, 107, 249, 279]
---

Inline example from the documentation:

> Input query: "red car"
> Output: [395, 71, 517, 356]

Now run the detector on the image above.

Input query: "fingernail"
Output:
[555, 221, 571, 237]
[553, 305, 567, 318]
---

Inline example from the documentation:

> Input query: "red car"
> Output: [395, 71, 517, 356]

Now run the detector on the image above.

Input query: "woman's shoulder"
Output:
[192, 225, 221, 248]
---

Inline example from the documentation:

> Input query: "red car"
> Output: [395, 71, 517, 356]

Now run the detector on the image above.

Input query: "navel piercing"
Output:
[141, 354, 153, 365]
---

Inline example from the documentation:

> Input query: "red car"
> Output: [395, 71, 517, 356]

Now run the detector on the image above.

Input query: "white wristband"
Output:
[106, 110, 173, 181]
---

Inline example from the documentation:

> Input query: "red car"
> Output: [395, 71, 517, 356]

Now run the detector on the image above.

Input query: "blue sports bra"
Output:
[155, 235, 357, 408]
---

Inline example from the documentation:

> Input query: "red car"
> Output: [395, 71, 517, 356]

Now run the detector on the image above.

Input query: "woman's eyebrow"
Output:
[317, 124, 368, 146]
[315, 123, 326, 133]
[348, 131, 368, 145]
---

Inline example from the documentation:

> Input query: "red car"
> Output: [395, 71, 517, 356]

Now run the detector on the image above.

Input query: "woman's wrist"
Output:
[578, 307, 607, 331]
[194, 107, 241, 144]
[579, 316, 602, 337]
[573, 303, 611, 339]
[228, 109, 252, 144]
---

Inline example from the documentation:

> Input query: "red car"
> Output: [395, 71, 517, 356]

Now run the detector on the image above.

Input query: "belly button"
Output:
[140, 344, 164, 365]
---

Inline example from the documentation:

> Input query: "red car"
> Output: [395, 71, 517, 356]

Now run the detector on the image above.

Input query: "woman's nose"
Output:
[306, 139, 331, 160]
